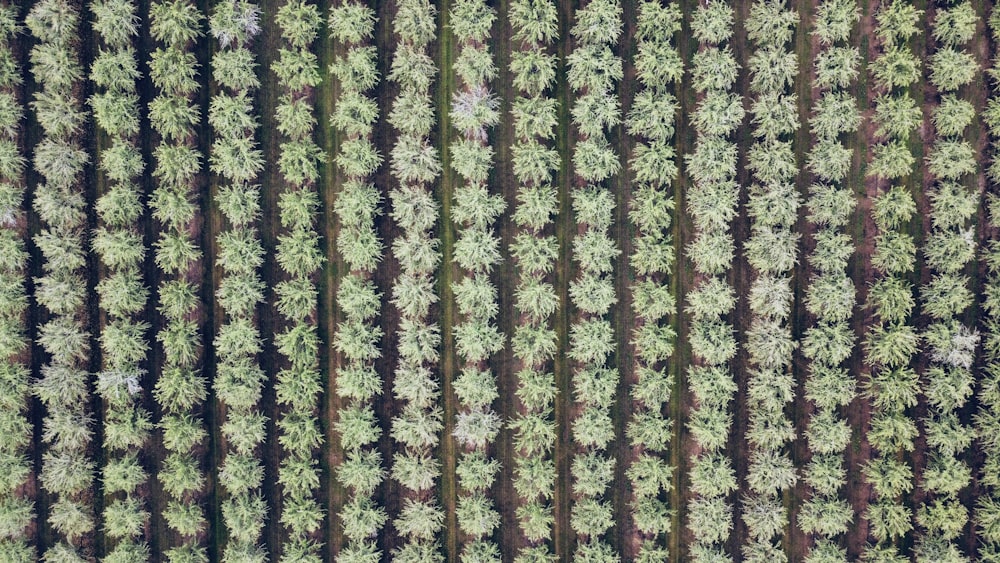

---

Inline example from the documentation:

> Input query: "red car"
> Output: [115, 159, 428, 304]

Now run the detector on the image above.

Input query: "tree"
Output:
[461, 540, 501, 563]
[934, 2, 977, 47]
[932, 95, 974, 137]
[509, 451, 556, 494]
[742, 495, 786, 541]
[571, 0, 621, 45]
[510, 51, 557, 97]
[341, 496, 387, 541]
[628, 453, 674, 498]
[871, 46, 920, 89]
[631, 142, 678, 186]
[805, 274, 854, 321]
[868, 411, 918, 452]
[569, 273, 616, 315]
[566, 44, 623, 93]
[391, 403, 444, 449]
[456, 451, 500, 493]
[272, 48, 321, 91]
[634, 40, 682, 89]
[929, 181, 977, 230]
[930, 48, 978, 91]
[691, 1, 734, 44]
[627, 91, 678, 141]
[875, 0, 921, 43]
[150, 0, 203, 46]
[808, 230, 854, 272]
[331, 46, 379, 92]
[572, 407, 615, 449]
[453, 408, 501, 448]
[687, 496, 732, 543]
[748, 46, 797, 93]
[394, 0, 437, 44]
[571, 498, 614, 538]
[275, 0, 320, 48]
[91, 48, 141, 92]
[510, 0, 558, 44]
[450, 0, 495, 42]
[807, 408, 851, 457]
[209, 0, 260, 48]
[394, 499, 444, 540]
[328, 2, 375, 44]
[745, 450, 797, 495]
[866, 501, 912, 542]
[47, 498, 93, 541]
[574, 366, 618, 409]
[689, 453, 735, 498]
[103, 497, 146, 540]
[811, 92, 860, 139]
[336, 406, 380, 451]
[164, 502, 206, 537]
[511, 412, 556, 455]
[745, 0, 797, 46]
[516, 501, 554, 543]
[221, 494, 266, 546]
[160, 414, 208, 452]
[572, 452, 615, 497]
[391, 134, 441, 184]
[802, 321, 854, 366]
[392, 541, 444, 563]
[335, 450, 384, 496]
[927, 140, 976, 181]
[813, 0, 859, 45]
[569, 319, 614, 365]
[573, 230, 619, 274]
[809, 139, 852, 182]
[633, 497, 671, 535]
[573, 137, 621, 183]
[456, 493, 500, 538]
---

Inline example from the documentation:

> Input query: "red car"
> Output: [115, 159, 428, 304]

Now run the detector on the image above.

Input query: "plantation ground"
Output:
[13, 0, 1000, 560]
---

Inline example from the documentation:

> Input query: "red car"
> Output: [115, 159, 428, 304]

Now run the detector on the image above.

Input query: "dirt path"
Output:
[728, 0, 754, 556]
[371, 0, 405, 557]
[492, 0, 525, 559]
[553, 0, 575, 559]
[133, 0, 171, 553]
[907, 0, 933, 555]
[201, 0, 225, 553]
[842, 0, 878, 556]
[611, 0, 636, 557]
[10, 6, 42, 552]
[788, 0, 815, 559]
[436, 3, 460, 560]
[253, 0, 284, 556]
[671, 0, 698, 560]
[18, 2, 47, 552]
[79, 5, 105, 556]
[969, 1, 996, 555]
[316, 0, 345, 558]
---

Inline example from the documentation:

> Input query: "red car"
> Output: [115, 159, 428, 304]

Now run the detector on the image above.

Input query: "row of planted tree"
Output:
[5, 0, 1000, 562]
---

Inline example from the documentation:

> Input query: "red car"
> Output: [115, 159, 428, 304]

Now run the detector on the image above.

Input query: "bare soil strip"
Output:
[671, 0, 698, 559]
[492, 0, 526, 559]
[436, 3, 460, 560]
[316, 0, 345, 558]
[254, 0, 284, 556]
[843, 0, 877, 556]
[371, 0, 406, 556]
[728, 0, 754, 555]
[788, 0, 816, 559]
[553, 0, 575, 559]
[612, 0, 637, 557]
